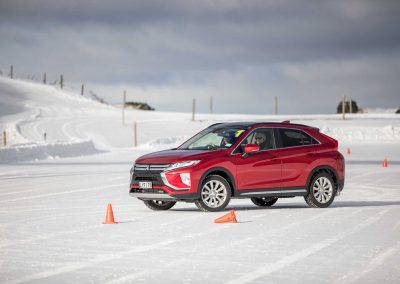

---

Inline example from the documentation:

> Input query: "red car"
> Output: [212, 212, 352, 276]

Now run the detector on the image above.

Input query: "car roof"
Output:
[208, 121, 313, 129]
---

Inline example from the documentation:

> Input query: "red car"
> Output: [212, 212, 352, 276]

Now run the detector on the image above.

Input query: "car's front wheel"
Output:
[305, 172, 336, 208]
[195, 175, 231, 212]
[251, 197, 278, 207]
[143, 200, 176, 211]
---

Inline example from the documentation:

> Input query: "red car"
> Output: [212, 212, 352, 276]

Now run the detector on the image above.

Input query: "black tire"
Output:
[304, 172, 336, 208]
[143, 200, 176, 211]
[251, 197, 278, 207]
[195, 175, 231, 212]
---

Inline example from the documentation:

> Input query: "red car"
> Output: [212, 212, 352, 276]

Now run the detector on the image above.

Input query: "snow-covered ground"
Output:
[0, 76, 399, 283]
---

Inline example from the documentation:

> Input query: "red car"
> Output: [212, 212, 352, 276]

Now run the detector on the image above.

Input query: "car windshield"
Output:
[178, 126, 247, 150]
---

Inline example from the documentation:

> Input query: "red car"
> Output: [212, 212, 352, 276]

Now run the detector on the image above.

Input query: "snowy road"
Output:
[1, 148, 399, 284]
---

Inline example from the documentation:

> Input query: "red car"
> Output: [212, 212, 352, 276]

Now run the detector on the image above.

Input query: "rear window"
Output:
[279, 129, 318, 148]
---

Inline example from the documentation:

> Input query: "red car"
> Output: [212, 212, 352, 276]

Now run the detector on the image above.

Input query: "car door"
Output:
[234, 128, 282, 191]
[275, 128, 320, 188]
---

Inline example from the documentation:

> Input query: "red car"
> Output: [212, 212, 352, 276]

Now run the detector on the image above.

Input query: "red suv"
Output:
[130, 122, 345, 212]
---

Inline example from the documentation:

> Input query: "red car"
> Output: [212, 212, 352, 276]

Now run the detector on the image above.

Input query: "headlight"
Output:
[164, 160, 200, 171]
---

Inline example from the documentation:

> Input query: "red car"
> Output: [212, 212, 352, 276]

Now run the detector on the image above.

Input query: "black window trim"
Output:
[231, 127, 277, 155]
[275, 127, 321, 149]
[231, 126, 321, 155]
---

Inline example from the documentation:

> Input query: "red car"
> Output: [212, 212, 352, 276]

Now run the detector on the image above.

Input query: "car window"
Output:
[250, 129, 276, 150]
[279, 129, 318, 148]
[234, 128, 276, 153]
[179, 126, 247, 150]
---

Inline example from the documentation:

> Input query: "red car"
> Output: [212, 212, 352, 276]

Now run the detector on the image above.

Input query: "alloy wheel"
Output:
[312, 177, 333, 204]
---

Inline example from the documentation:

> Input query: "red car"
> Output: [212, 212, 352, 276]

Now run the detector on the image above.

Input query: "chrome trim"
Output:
[129, 192, 175, 200]
[239, 189, 307, 196]
[134, 164, 171, 172]
[160, 172, 190, 191]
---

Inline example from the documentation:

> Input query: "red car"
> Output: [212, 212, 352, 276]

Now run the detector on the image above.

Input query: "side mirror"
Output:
[244, 144, 260, 154]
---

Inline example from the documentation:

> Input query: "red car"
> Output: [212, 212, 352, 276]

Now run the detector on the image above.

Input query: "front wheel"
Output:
[195, 175, 231, 212]
[304, 172, 336, 208]
[251, 197, 278, 207]
[143, 200, 176, 211]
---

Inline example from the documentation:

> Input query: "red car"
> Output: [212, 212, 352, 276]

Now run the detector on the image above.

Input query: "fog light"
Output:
[180, 173, 191, 186]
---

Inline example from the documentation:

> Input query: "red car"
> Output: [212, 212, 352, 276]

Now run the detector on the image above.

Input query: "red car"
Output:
[130, 121, 345, 211]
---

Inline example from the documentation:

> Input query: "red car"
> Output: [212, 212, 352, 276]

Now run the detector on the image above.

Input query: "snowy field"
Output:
[1, 77, 400, 283]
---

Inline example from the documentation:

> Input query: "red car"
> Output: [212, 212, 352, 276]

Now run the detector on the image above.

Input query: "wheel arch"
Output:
[306, 165, 339, 191]
[198, 167, 236, 197]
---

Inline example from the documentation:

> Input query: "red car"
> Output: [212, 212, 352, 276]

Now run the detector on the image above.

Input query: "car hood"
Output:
[135, 149, 223, 164]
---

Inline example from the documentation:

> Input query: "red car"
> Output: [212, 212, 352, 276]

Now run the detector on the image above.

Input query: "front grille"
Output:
[131, 163, 169, 187]
[131, 172, 164, 186]
[134, 164, 170, 172]
[134, 176, 158, 182]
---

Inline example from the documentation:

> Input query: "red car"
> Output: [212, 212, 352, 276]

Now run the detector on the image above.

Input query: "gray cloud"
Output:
[0, 0, 399, 114]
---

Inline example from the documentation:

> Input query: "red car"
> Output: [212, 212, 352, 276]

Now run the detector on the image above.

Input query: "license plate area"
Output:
[139, 181, 153, 189]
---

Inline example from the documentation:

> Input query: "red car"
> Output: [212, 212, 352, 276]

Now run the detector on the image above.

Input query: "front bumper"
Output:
[130, 169, 199, 201]
[129, 187, 199, 201]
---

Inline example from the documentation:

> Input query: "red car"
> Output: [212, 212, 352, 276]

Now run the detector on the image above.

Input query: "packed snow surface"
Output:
[0, 77, 399, 283]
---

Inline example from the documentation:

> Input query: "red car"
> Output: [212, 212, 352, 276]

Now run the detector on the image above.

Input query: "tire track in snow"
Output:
[0, 174, 125, 194]
[103, 259, 182, 284]
[333, 240, 400, 283]
[223, 208, 391, 284]
[210, 208, 344, 254]
[100, 209, 339, 284]
[0, 182, 126, 203]
[0, 204, 213, 249]
[2, 209, 285, 283]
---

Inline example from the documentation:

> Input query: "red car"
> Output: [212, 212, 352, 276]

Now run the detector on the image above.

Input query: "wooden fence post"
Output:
[342, 95, 346, 120]
[81, 84, 84, 96]
[122, 90, 126, 126]
[60, 74, 64, 89]
[2, 131, 6, 146]
[349, 97, 353, 114]
[134, 121, 138, 147]
[192, 98, 196, 121]
[43, 73, 46, 84]
[10, 65, 13, 79]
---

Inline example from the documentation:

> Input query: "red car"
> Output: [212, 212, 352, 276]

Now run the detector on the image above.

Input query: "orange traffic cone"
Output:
[103, 203, 117, 224]
[214, 210, 237, 223]
[382, 158, 388, 168]
[346, 148, 351, 155]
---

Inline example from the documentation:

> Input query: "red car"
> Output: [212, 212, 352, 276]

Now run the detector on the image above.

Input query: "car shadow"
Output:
[331, 200, 400, 208]
[171, 204, 308, 212]
[171, 200, 400, 212]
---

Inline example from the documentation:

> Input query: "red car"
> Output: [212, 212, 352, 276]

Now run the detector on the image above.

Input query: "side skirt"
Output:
[234, 187, 307, 199]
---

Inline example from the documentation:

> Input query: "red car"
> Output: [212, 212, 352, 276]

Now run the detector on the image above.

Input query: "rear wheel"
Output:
[305, 172, 336, 208]
[195, 175, 231, 212]
[143, 200, 176, 211]
[251, 197, 278, 207]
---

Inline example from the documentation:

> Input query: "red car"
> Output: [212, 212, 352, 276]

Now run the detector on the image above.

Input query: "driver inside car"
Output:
[254, 133, 267, 150]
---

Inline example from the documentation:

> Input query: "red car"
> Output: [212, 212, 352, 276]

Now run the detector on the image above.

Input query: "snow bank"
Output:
[0, 140, 101, 163]
[0, 76, 399, 163]
[320, 124, 400, 143]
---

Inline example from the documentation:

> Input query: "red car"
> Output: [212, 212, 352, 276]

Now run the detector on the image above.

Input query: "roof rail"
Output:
[208, 122, 223, 128]
[281, 120, 290, 123]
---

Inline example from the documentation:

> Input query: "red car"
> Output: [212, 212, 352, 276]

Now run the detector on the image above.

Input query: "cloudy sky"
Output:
[1, 0, 399, 114]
